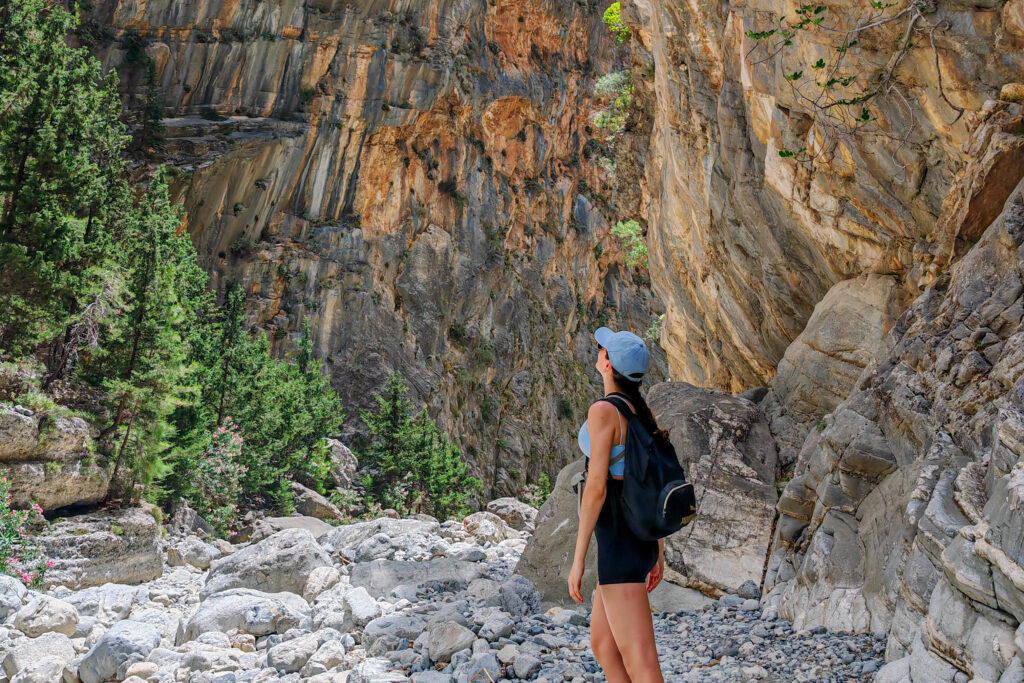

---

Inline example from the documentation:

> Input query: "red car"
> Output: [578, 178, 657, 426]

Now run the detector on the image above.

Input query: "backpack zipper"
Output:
[663, 483, 689, 516]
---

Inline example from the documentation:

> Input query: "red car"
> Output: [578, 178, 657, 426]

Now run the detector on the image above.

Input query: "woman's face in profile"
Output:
[595, 344, 607, 374]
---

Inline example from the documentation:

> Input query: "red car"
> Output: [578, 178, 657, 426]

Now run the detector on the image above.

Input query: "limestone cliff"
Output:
[625, 0, 1024, 393]
[766, 167, 1024, 682]
[84, 0, 666, 497]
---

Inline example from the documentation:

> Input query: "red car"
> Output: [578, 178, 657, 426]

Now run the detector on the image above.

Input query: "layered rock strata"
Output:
[85, 0, 665, 495]
[765, 176, 1024, 680]
[626, 0, 1024, 391]
[761, 274, 908, 470]
[40, 506, 163, 590]
[0, 405, 108, 513]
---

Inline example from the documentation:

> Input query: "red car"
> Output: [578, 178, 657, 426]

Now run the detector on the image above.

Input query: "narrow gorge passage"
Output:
[1, 0, 1023, 681]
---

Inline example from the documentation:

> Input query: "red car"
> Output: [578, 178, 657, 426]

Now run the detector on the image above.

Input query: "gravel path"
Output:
[482, 596, 885, 683]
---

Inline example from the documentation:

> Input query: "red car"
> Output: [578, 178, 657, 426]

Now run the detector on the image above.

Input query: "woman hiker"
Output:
[568, 326, 666, 683]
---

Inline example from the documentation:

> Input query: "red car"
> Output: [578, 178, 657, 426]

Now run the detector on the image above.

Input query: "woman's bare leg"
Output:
[591, 585, 632, 682]
[599, 583, 663, 683]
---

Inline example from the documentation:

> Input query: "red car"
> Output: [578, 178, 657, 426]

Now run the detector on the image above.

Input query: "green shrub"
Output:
[644, 313, 664, 342]
[13, 390, 57, 413]
[230, 236, 254, 255]
[472, 340, 496, 367]
[603, 3, 630, 42]
[611, 219, 648, 269]
[448, 323, 470, 348]
[165, 419, 247, 536]
[518, 471, 552, 508]
[557, 397, 574, 420]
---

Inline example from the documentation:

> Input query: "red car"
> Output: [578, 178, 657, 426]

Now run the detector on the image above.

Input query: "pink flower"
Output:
[46, 559, 54, 567]
[30, 503, 43, 514]
[16, 527, 24, 534]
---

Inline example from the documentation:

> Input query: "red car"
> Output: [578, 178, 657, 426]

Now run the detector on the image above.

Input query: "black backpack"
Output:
[601, 395, 696, 541]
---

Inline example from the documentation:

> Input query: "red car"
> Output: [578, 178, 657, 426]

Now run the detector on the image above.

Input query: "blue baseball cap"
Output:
[594, 327, 650, 380]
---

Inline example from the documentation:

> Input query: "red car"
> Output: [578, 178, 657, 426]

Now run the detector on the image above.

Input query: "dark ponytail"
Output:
[611, 370, 671, 450]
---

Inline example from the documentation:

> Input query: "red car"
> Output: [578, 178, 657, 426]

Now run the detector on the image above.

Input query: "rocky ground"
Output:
[0, 497, 886, 683]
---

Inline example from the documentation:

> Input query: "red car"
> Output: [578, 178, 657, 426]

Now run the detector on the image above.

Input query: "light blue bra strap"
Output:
[606, 401, 627, 467]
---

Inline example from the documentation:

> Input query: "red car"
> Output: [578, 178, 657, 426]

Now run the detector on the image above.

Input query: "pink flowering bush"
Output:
[517, 472, 552, 509]
[0, 478, 50, 589]
[184, 418, 247, 536]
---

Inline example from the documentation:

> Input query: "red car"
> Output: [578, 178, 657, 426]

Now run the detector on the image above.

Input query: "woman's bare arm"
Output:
[571, 402, 618, 574]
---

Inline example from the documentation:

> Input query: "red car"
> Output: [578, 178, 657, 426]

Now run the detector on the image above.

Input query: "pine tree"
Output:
[360, 372, 417, 492]
[359, 373, 479, 519]
[0, 0, 128, 355]
[167, 293, 344, 509]
[90, 168, 210, 498]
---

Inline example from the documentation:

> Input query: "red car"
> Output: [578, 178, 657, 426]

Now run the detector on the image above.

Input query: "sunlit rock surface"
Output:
[627, 0, 1024, 391]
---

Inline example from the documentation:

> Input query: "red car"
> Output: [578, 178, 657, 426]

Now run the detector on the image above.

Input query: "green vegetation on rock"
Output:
[0, 479, 49, 588]
[602, 2, 630, 43]
[611, 219, 649, 270]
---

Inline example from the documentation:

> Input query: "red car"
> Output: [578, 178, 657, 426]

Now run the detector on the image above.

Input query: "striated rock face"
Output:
[626, 0, 1024, 391]
[765, 179, 1024, 679]
[647, 383, 778, 595]
[762, 274, 908, 470]
[85, 0, 667, 496]
[0, 405, 109, 511]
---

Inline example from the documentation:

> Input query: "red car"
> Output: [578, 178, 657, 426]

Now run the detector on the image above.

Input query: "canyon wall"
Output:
[84, 0, 666, 496]
[626, 0, 1024, 393]
[615, 0, 1024, 677]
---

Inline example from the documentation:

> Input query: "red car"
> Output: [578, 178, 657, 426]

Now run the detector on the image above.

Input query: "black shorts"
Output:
[595, 478, 659, 584]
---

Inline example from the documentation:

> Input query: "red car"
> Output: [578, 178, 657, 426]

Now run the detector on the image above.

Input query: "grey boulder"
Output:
[362, 614, 428, 654]
[1, 632, 75, 678]
[79, 619, 161, 683]
[166, 535, 221, 569]
[267, 632, 320, 673]
[13, 594, 79, 637]
[0, 574, 27, 620]
[428, 621, 476, 662]
[349, 558, 485, 598]
[500, 574, 542, 616]
[485, 497, 538, 531]
[290, 482, 344, 521]
[201, 528, 332, 597]
[178, 588, 310, 643]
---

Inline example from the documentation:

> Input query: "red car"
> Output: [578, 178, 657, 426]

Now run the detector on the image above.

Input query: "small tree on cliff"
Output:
[602, 2, 630, 42]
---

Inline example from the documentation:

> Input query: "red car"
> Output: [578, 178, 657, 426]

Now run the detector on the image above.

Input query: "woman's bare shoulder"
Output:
[587, 400, 619, 423]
